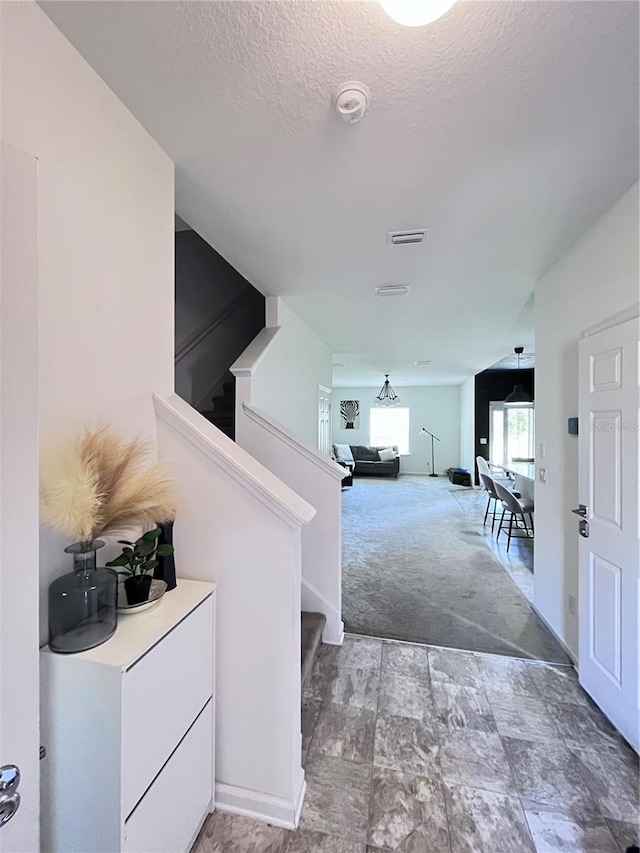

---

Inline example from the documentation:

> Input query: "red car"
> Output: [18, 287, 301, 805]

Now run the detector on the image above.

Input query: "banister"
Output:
[175, 287, 252, 364]
[153, 393, 316, 530]
[242, 405, 346, 481]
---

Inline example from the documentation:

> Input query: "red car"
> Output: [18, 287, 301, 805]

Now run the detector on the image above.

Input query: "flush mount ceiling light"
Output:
[375, 285, 411, 297]
[504, 347, 534, 406]
[379, 0, 456, 27]
[376, 374, 400, 406]
[333, 82, 370, 124]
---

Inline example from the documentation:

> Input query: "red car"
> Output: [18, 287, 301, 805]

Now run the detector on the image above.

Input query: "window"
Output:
[370, 407, 410, 454]
[489, 402, 535, 467]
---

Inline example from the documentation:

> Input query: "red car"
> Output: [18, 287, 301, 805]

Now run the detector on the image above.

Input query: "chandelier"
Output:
[376, 374, 400, 406]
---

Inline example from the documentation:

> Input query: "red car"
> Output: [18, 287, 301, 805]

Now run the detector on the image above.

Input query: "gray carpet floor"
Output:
[342, 476, 569, 663]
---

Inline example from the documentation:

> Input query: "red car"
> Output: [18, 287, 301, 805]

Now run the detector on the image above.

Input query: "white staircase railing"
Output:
[153, 392, 314, 828]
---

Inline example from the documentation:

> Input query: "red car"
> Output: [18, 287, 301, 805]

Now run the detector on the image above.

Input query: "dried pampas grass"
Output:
[41, 424, 176, 543]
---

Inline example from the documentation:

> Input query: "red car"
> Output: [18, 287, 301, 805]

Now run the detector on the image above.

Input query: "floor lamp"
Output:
[420, 427, 440, 477]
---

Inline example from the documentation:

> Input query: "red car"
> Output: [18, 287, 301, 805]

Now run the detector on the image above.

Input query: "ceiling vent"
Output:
[375, 285, 411, 297]
[387, 229, 429, 246]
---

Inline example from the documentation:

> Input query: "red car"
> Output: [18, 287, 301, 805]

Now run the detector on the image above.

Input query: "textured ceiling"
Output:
[41, 1, 639, 386]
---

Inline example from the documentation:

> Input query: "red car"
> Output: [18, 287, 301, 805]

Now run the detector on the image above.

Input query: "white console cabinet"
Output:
[41, 579, 216, 853]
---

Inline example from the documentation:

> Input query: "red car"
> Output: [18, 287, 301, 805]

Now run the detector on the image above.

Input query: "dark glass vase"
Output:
[49, 541, 118, 654]
[153, 519, 176, 591]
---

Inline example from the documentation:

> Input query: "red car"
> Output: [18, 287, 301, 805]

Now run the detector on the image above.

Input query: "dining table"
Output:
[493, 461, 535, 503]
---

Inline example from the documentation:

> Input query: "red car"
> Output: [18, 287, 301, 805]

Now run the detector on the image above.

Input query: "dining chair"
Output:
[479, 473, 502, 532]
[494, 481, 534, 552]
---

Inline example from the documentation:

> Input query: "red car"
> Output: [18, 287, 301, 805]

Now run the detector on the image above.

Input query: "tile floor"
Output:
[195, 637, 639, 853]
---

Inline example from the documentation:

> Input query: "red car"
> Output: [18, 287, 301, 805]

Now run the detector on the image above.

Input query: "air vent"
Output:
[387, 229, 429, 246]
[375, 285, 411, 297]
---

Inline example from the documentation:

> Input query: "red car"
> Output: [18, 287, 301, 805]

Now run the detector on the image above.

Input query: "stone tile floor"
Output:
[195, 637, 639, 853]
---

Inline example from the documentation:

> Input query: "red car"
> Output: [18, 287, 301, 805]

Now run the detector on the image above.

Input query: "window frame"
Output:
[369, 406, 410, 455]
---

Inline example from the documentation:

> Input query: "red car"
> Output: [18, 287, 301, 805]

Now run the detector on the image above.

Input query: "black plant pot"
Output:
[124, 574, 152, 605]
[153, 519, 177, 591]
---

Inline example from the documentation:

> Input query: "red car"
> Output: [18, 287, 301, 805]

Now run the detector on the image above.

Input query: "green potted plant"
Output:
[106, 527, 174, 605]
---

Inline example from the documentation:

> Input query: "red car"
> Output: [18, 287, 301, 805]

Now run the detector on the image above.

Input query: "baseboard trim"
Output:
[301, 579, 344, 645]
[215, 772, 306, 830]
[530, 604, 578, 665]
[323, 621, 345, 646]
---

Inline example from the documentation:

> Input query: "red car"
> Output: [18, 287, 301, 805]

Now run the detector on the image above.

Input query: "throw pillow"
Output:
[378, 447, 396, 462]
[333, 444, 354, 464]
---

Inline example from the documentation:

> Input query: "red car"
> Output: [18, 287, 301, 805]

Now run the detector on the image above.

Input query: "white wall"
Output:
[331, 385, 461, 474]
[1, 1, 174, 644]
[459, 377, 476, 478]
[534, 182, 639, 658]
[249, 298, 332, 449]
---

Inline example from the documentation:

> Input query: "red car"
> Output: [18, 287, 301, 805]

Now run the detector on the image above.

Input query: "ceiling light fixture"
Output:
[375, 285, 411, 297]
[379, 0, 456, 27]
[504, 347, 533, 405]
[333, 82, 370, 124]
[415, 360, 432, 365]
[376, 374, 400, 406]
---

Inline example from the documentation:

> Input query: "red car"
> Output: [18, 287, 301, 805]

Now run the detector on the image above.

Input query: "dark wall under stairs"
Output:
[175, 228, 264, 439]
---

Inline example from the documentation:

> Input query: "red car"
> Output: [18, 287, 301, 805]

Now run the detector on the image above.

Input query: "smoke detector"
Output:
[333, 82, 370, 124]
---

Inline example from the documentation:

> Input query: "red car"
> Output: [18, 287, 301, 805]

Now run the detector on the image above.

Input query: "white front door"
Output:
[318, 385, 331, 455]
[577, 314, 639, 750]
[0, 142, 40, 850]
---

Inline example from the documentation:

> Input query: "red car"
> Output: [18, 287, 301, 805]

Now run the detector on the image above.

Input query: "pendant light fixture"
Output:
[376, 374, 400, 406]
[379, 0, 456, 27]
[504, 347, 533, 406]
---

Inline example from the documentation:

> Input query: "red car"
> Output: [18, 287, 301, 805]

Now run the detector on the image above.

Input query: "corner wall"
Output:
[331, 385, 461, 474]
[459, 377, 475, 477]
[249, 298, 332, 449]
[1, 2, 174, 644]
[534, 182, 639, 658]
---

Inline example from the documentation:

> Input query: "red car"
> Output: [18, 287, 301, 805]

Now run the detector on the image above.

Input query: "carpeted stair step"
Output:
[301, 611, 326, 688]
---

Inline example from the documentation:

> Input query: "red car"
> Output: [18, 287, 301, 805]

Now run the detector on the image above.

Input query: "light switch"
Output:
[539, 468, 547, 484]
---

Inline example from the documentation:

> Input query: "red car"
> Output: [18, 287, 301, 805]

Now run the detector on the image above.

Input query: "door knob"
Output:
[0, 766, 21, 828]
[571, 505, 588, 518]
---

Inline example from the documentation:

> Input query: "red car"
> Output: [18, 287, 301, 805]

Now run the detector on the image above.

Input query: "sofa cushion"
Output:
[378, 447, 396, 462]
[351, 445, 380, 461]
[333, 444, 355, 465]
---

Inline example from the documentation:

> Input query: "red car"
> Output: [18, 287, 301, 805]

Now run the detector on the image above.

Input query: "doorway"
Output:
[577, 314, 639, 750]
[489, 402, 535, 467]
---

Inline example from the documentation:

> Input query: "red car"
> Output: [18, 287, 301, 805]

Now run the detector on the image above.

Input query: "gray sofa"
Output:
[332, 444, 400, 478]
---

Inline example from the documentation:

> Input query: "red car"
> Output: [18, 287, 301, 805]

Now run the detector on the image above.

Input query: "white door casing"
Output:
[578, 315, 639, 751]
[318, 385, 331, 456]
[0, 143, 40, 849]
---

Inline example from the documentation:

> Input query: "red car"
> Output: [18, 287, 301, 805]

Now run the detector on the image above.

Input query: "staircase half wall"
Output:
[153, 393, 315, 828]
[232, 328, 344, 646]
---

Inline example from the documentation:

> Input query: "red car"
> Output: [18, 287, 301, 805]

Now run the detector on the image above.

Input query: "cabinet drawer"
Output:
[124, 700, 213, 853]
[122, 596, 213, 815]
